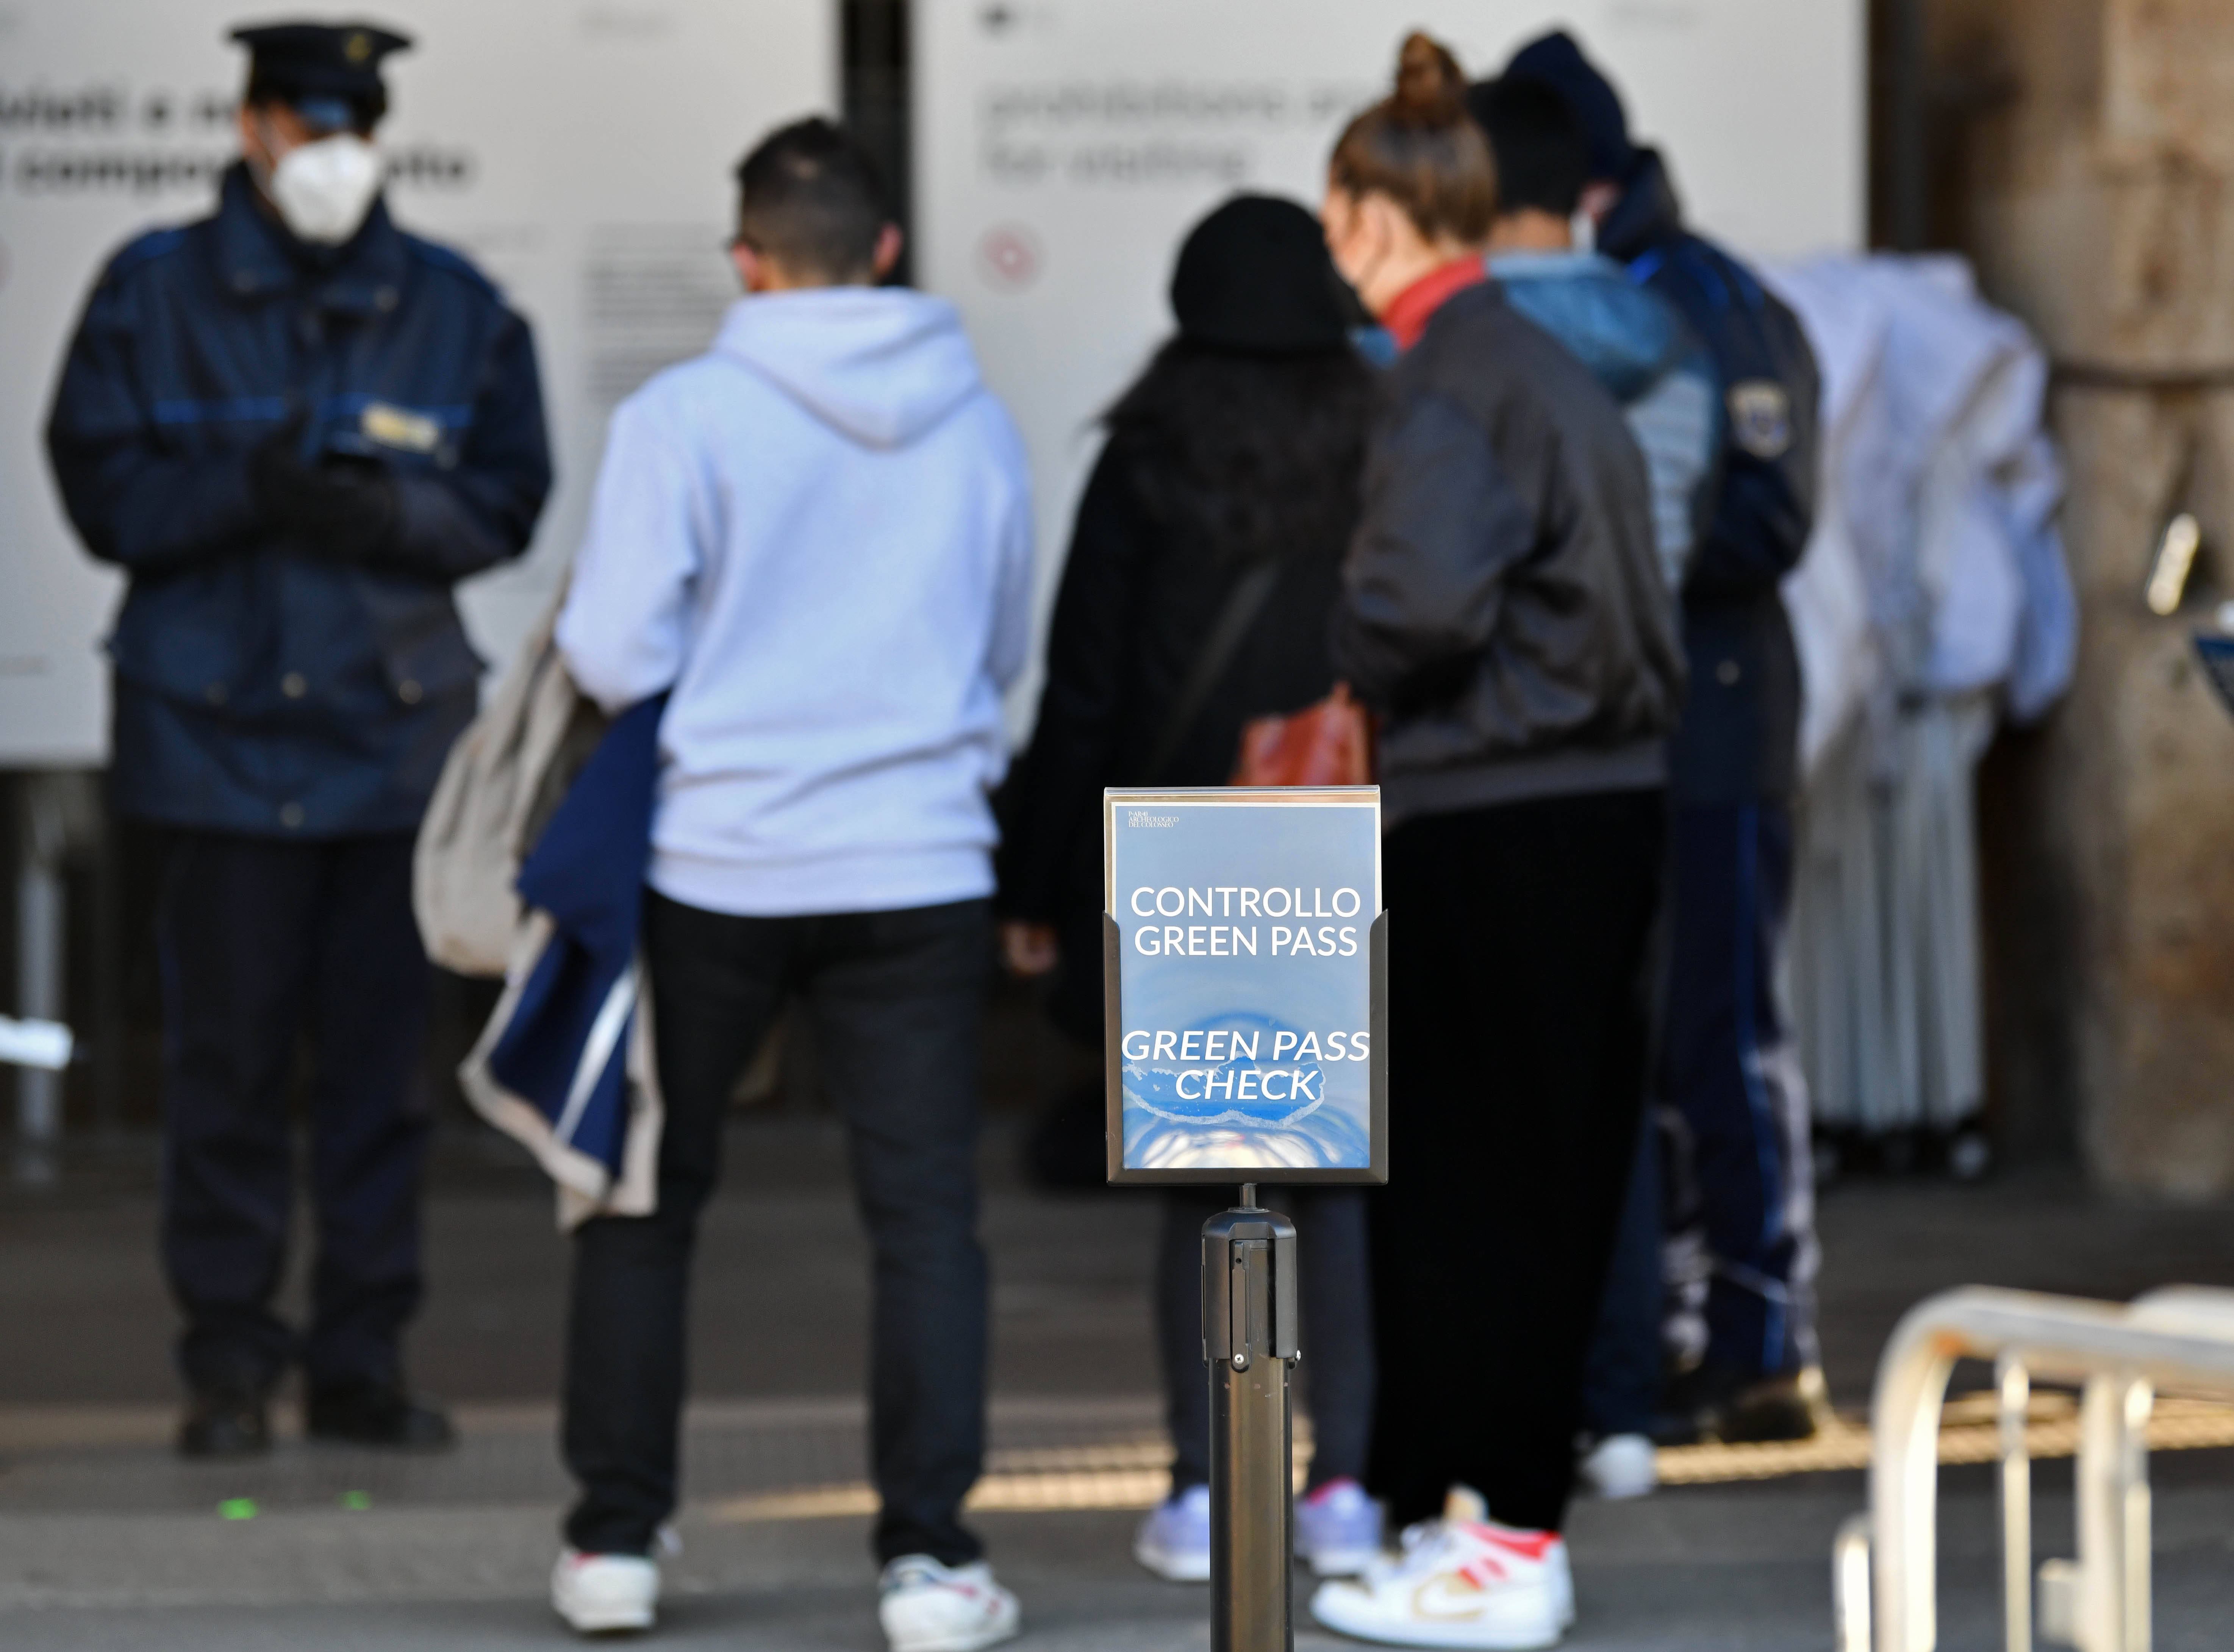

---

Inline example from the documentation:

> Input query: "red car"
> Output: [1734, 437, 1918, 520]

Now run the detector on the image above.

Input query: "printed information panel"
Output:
[1104, 787, 1385, 1186]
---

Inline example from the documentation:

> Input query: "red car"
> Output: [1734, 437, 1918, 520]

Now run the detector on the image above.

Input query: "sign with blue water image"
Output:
[1103, 788, 1385, 1185]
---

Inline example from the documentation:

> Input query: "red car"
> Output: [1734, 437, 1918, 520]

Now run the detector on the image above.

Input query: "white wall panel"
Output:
[913, 0, 1865, 736]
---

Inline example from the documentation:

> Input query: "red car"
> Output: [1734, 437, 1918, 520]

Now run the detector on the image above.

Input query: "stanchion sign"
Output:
[1103, 786, 1385, 1184]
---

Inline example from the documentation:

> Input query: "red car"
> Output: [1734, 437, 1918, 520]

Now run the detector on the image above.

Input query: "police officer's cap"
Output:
[230, 20, 412, 131]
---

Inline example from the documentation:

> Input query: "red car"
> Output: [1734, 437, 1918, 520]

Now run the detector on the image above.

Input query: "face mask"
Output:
[259, 127, 383, 245]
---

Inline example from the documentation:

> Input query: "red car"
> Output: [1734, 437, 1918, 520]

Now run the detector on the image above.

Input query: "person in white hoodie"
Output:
[546, 118, 1033, 1652]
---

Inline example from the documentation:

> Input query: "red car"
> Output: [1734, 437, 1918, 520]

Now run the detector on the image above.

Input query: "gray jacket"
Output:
[1332, 280, 1684, 826]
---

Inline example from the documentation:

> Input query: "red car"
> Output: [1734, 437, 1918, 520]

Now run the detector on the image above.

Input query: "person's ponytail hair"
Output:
[1329, 32, 1496, 244]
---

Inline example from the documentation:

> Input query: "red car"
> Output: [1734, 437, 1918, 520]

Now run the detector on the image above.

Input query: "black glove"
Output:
[250, 421, 401, 563]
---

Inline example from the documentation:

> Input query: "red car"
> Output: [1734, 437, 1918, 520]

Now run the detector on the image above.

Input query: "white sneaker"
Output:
[551, 1548, 658, 1634]
[1578, 1433, 1658, 1501]
[1442, 1487, 1571, 1629]
[1309, 1488, 1567, 1649]
[878, 1554, 1020, 1652]
[1297, 1477, 1386, 1576]
[1133, 1484, 1212, 1582]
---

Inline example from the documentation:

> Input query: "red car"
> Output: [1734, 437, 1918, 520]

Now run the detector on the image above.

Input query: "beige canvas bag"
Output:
[412, 580, 607, 977]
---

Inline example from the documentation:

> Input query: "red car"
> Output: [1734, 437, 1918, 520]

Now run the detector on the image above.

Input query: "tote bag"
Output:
[412, 583, 608, 976]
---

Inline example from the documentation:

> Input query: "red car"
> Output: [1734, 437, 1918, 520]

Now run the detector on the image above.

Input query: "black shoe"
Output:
[306, 1380, 456, 1451]
[1652, 1362, 1822, 1446]
[179, 1388, 271, 1459]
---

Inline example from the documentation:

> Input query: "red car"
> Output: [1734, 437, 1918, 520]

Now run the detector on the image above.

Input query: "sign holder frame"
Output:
[1100, 784, 1388, 1188]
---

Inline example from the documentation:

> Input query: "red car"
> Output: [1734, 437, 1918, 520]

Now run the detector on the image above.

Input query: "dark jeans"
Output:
[1660, 801, 1816, 1376]
[1367, 790, 1665, 1534]
[563, 892, 993, 1566]
[157, 829, 433, 1396]
[1156, 1186, 1375, 1495]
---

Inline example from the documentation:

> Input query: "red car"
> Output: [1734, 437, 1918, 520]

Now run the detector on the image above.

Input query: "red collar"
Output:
[1381, 257, 1488, 353]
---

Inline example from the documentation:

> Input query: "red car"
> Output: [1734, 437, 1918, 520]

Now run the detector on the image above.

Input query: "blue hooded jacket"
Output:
[45, 164, 552, 836]
[1491, 250, 1717, 598]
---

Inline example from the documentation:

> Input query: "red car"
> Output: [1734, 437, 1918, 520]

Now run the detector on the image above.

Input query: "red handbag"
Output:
[1232, 682, 1372, 787]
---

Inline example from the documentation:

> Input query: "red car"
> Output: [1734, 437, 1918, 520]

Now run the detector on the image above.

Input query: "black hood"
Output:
[1595, 147, 1687, 263]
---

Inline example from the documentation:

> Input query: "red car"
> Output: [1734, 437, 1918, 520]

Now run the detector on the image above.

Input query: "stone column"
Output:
[1943, 0, 2234, 1190]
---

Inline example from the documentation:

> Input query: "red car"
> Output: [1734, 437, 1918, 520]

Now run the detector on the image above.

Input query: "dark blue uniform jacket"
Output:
[1600, 149, 1820, 804]
[45, 164, 552, 837]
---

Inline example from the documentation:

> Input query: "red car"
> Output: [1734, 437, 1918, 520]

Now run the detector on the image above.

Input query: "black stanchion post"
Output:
[1203, 1182, 1298, 1652]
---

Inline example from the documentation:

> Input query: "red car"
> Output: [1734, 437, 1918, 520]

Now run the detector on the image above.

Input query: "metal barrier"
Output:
[1835, 1285, 2234, 1652]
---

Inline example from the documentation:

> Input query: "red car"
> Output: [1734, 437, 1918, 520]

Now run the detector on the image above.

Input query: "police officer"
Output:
[45, 21, 552, 1458]
[1502, 32, 1826, 1447]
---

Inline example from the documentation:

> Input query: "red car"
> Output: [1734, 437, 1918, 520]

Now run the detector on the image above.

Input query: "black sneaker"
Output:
[305, 1379, 456, 1451]
[179, 1388, 271, 1459]
[1652, 1362, 1823, 1446]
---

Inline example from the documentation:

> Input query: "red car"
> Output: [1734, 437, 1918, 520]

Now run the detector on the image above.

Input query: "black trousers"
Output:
[1155, 1186, 1375, 1494]
[157, 829, 433, 1395]
[1366, 790, 1666, 1534]
[563, 892, 993, 1565]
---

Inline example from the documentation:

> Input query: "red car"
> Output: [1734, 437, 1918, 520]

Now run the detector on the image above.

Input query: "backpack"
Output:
[412, 581, 609, 977]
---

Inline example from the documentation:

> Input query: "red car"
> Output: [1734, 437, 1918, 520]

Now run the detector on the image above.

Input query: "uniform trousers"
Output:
[157, 829, 433, 1396]
[1659, 800, 1817, 1377]
[1578, 1109, 1667, 1438]
[1366, 790, 1665, 1534]
[563, 891, 993, 1565]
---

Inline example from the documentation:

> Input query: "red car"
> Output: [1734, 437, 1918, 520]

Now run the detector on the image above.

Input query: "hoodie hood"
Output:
[1490, 250, 1684, 403]
[1595, 147, 1687, 264]
[714, 286, 984, 448]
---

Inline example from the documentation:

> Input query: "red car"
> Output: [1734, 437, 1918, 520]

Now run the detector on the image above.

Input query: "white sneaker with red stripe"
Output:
[877, 1554, 1020, 1652]
[1309, 1487, 1571, 1649]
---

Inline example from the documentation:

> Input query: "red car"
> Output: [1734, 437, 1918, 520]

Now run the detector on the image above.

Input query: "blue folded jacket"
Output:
[461, 694, 668, 1224]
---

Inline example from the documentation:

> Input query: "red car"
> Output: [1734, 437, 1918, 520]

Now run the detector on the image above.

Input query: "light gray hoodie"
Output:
[557, 286, 1034, 916]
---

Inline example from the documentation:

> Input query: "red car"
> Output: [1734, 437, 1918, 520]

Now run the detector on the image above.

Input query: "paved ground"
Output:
[4, 1465, 2232, 1650]
[3, 1115, 2233, 1648]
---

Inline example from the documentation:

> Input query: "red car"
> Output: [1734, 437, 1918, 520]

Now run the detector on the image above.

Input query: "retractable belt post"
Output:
[1202, 1181, 1299, 1652]
[1104, 788, 1384, 1646]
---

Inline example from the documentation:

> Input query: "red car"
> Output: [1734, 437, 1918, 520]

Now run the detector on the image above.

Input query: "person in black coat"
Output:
[43, 23, 551, 1460]
[995, 195, 1387, 1580]
[1306, 34, 1678, 1649]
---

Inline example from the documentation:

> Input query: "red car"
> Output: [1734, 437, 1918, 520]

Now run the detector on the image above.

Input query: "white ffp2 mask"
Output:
[265, 132, 383, 245]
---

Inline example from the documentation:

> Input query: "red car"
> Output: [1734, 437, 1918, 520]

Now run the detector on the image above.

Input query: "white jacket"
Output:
[557, 287, 1034, 916]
